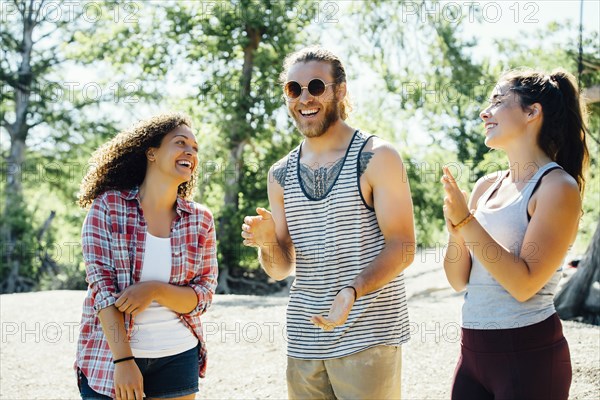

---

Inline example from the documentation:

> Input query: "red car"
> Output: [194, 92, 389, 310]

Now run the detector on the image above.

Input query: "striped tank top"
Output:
[463, 162, 563, 329]
[283, 130, 410, 360]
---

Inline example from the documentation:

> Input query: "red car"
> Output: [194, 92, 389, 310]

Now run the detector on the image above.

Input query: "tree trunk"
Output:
[215, 25, 262, 292]
[3, 139, 27, 294]
[2, 3, 35, 293]
[555, 220, 600, 324]
[216, 141, 247, 274]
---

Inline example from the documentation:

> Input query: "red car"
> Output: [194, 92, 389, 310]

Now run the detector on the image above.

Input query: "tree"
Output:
[345, 0, 493, 246]
[1, 0, 89, 292]
[163, 0, 317, 292]
[555, 221, 600, 325]
[0, 0, 152, 292]
[349, 0, 493, 164]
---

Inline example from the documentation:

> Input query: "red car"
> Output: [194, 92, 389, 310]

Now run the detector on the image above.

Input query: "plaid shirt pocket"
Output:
[184, 244, 204, 281]
[111, 233, 133, 291]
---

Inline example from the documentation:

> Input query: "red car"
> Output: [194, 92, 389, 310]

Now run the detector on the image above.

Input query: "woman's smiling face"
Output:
[148, 124, 199, 184]
[480, 82, 530, 150]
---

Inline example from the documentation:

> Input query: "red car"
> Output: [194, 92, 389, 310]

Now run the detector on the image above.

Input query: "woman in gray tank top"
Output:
[441, 69, 589, 400]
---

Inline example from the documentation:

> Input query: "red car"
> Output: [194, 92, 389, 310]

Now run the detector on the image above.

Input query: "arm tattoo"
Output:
[359, 152, 374, 177]
[299, 157, 344, 198]
[273, 163, 287, 188]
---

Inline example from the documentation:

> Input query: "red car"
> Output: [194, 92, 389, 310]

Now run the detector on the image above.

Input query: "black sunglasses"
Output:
[283, 79, 335, 100]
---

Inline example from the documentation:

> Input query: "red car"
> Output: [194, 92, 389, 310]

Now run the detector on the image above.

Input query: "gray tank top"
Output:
[462, 162, 563, 329]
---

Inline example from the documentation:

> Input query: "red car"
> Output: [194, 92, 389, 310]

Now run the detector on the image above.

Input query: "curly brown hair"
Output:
[78, 112, 197, 208]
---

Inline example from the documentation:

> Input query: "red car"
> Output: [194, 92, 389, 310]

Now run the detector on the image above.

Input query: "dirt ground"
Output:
[1, 254, 599, 399]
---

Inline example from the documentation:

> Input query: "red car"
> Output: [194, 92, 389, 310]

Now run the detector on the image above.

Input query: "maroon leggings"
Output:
[452, 314, 571, 400]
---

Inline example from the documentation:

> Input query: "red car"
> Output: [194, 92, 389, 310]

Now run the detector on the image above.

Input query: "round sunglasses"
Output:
[283, 79, 335, 100]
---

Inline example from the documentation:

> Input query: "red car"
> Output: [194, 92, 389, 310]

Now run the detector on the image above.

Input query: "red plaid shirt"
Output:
[75, 188, 218, 398]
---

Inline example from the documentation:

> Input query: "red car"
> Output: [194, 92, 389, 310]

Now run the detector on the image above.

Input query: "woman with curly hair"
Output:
[442, 68, 588, 399]
[75, 112, 218, 400]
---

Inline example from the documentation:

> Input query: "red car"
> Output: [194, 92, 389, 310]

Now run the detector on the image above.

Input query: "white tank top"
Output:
[129, 233, 198, 358]
[462, 162, 563, 329]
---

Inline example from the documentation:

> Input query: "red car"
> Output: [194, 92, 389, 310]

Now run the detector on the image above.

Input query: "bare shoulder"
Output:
[528, 169, 581, 244]
[474, 170, 504, 191]
[361, 136, 400, 155]
[359, 137, 405, 186]
[269, 154, 291, 190]
[361, 136, 404, 169]
[534, 168, 581, 205]
[469, 170, 504, 209]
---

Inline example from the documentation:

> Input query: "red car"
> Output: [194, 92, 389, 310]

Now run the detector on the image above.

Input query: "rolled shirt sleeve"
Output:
[185, 214, 218, 316]
[81, 197, 117, 313]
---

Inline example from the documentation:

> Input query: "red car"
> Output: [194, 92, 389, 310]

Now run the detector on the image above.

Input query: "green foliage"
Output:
[351, 3, 600, 252]
[0, 145, 93, 292]
[23, 149, 94, 290]
[1, 0, 180, 292]
[348, 0, 494, 246]
[2, 1, 598, 292]
[0, 192, 39, 291]
[403, 150, 448, 247]
[161, 1, 314, 284]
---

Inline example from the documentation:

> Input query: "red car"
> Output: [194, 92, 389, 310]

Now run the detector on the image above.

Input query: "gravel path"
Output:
[1, 257, 599, 399]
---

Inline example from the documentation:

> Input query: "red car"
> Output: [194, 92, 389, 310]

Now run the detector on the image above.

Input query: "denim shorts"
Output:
[78, 345, 199, 399]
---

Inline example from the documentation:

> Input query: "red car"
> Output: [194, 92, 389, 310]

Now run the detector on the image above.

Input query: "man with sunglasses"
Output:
[241, 46, 415, 399]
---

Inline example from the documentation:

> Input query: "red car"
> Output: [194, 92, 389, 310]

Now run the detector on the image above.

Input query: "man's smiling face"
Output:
[285, 61, 341, 138]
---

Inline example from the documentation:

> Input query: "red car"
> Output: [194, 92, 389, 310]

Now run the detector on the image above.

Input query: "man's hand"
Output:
[114, 360, 144, 400]
[241, 207, 277, 248]
[113, 282, 156, 316]
[310, 287, 356, 331]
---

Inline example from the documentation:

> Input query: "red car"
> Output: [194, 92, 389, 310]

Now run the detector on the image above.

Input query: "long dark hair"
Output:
[501, 68, 589, 194]
[78, 112, 196, 208]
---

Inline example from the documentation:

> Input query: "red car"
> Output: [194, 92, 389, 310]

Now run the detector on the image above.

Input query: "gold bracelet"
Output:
[452, 212, 475, 230]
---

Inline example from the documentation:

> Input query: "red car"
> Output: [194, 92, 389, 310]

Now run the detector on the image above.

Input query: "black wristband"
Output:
[338, 285, 358, 302]
[113, 356, 135, 364]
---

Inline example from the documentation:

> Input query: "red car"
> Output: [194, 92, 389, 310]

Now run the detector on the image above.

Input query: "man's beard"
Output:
[293, 98, 340, 138]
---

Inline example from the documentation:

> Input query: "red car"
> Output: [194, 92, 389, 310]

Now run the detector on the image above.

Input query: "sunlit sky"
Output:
[322, 0, 599, 60]
[460, 0, 598, 59]
[314, 0, 599, 146]
[2, 1, 598, 151]
[320, 0, 599, 78]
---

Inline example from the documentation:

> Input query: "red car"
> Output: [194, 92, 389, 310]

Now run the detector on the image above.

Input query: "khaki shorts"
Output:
[287, 345, 402, 400]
